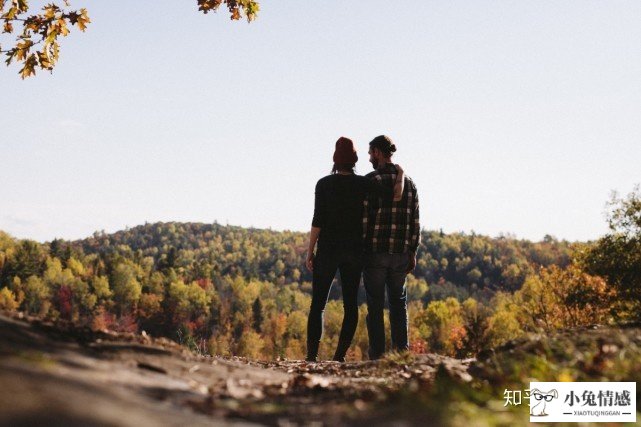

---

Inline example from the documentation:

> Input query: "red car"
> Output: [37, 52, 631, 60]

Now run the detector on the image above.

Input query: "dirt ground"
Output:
[0, 312, 472, 426]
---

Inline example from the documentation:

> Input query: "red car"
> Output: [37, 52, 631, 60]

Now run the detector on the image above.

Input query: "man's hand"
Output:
[306, 252, 314, 272]
[406, 252, 417, 273]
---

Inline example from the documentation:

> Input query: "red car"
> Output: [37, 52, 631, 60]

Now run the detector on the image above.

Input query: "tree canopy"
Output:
[581, 185, 641, 320]
[0, 221, 594, 360]
[1, 0, 260, 78]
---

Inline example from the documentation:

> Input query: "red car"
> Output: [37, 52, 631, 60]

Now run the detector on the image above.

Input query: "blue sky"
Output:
[1, 0, 640, 242]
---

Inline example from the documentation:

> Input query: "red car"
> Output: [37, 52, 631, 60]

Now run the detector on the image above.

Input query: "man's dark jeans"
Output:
[306, 242, 362, 361]
[363, 252, 410, 360]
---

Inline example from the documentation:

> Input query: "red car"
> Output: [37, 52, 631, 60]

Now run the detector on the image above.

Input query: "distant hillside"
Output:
[70, 222, 576, 296]
[74, 222, 309, 285]
[0, 223, 602, 361]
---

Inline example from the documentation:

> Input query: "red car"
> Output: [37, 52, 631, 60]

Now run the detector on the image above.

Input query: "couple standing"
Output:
[305, 135, 420, 361]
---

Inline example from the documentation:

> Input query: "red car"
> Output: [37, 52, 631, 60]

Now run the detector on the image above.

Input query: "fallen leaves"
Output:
[225, 378, 265, 399]
[289, 373, 331, 390]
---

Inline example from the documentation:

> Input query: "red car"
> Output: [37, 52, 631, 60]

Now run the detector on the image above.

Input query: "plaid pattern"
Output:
[363, 164, 420, 254]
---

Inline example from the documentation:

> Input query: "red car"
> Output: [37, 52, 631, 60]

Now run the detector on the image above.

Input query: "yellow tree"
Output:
[236, 328, 264, 359]
[422, 297, 467, 357]
[0, 287, 18, 311]
[110, 261, 142, 316]
[23, 275, 50, 315]
[483, 292, 524, 348]
[517, 264, 615, 330]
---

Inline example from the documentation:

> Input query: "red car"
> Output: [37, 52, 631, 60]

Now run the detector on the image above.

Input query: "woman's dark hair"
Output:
[369, 135, 397, 157]
[332, 163, 355, 174]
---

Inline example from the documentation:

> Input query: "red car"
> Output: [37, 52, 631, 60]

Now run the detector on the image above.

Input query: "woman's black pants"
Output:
[306, 243, 362, 361]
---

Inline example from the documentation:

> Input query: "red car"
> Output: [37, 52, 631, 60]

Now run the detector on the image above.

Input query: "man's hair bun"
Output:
[369, 135, 397, 157]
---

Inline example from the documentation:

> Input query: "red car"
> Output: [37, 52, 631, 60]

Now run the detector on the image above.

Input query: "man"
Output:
[363, 135, 420, 360]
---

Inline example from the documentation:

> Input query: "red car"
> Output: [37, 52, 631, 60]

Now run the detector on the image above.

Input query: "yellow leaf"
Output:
[51, 40, 59, 60]
[15, 40, 32, 61]
[44, 6, 57, 19]
[1, 6, 18, 19]
[16, 0, 29, 13]
[45, 27, 58, 44]
[19, 53, 37, 79]
[57, 18, 70, 36]
[77, 9, 90, 31]
[37, 50, 53, 70]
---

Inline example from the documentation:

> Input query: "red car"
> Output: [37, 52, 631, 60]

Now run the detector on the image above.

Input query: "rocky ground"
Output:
[1, 311, 640, 426]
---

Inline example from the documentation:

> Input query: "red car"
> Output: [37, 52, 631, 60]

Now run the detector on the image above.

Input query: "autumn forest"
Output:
[1, 186, 638, 361]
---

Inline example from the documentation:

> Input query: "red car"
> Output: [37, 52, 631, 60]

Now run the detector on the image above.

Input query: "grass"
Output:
[374, 326, 641, 427]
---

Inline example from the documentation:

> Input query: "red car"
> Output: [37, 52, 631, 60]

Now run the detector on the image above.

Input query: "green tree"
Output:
[91, 275, 112, 301]
[422, 297, 467, 356]
[406, 274, 429, 302]
[0, 240, 45, 285]
[484, 292, 523, 348]
[110, 262, 142, 315]
[63, 278, 96, 320]
[461, 297, 489, 355]
[167, 279, 212, 325]
[23, 275, 50, 315]
[38, 256, 96, 319]
[516, 273, 557, 331]
[582, 185, 641, 320]
[252, 297, 263, 333]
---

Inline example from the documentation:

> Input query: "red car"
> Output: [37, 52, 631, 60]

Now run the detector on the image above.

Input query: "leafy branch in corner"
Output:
[1, 0, 260, 79]
[197, 0, 260, 22]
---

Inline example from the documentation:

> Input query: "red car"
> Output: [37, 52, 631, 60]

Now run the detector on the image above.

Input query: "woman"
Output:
[305, 137, 404, 362]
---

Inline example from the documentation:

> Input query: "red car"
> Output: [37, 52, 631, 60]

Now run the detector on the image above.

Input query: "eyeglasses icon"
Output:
[533, 393, 555, 402]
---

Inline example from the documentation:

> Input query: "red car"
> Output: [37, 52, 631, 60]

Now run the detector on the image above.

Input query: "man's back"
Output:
[363, 163, 420, 254]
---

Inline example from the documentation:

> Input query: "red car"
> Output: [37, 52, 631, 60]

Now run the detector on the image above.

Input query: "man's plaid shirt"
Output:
[363, 163, 420, 254]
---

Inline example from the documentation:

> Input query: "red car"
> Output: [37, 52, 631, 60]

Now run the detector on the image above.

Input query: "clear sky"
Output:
[1, 0, 640, 243]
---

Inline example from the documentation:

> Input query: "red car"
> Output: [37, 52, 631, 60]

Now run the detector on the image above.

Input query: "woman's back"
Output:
[312, 174, 371, 248]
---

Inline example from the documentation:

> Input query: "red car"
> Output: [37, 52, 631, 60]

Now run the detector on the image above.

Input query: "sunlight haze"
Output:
[1, 0, 640, 242]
